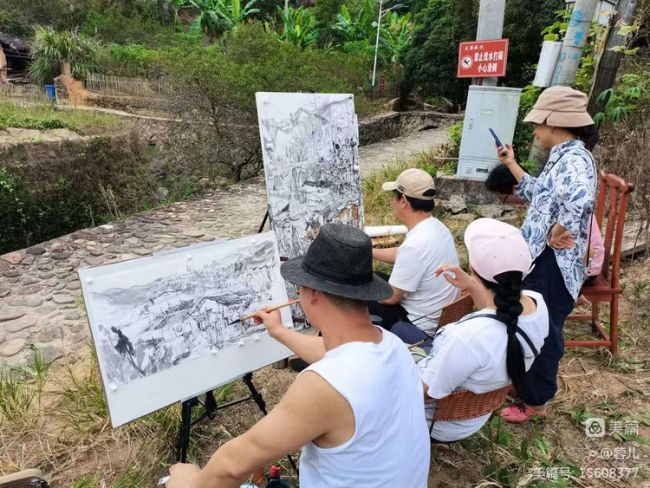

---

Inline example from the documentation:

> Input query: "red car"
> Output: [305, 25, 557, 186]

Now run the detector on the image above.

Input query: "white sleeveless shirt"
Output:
[299, 328, 430, 487]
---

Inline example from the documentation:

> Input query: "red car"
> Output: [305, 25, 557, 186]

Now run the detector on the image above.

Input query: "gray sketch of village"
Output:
[90, 239, 278, 388]
[258, 93, 364, 260]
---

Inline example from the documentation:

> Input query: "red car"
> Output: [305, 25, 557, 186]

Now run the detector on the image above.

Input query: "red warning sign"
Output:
[457, 39, 509, 78]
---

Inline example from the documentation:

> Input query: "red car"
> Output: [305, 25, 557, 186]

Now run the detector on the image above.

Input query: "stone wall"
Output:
[358, 111, 462, 146]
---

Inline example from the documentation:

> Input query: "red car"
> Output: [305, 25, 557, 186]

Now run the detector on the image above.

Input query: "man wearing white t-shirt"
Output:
[371, 168, 460, 333]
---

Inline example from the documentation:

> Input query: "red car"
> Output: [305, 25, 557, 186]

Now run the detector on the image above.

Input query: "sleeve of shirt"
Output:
[389, 245, 426, 293]
[514, 173, 537, 202]
[555, 156, 594, 236]
[419, 334, 481, 400]
[588, 217, 605, 275]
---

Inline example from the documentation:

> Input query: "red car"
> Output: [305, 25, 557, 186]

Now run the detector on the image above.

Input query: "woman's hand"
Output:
[251, 308, 285, 338]
[496, 143, 517, 168]
[549, 223, 575, 249]
[434, 264, 478, 291]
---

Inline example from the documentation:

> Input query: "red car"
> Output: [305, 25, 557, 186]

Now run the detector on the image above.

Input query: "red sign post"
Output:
[457, 39, 509, 78]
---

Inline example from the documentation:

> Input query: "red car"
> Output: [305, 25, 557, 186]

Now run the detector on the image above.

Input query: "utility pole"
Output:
[551, 0, 600, 85]
[588, 0, 640, 114]
[529, 0, 600, 169]
[475, 0, 506, 87]
[371, 0, 383, 88]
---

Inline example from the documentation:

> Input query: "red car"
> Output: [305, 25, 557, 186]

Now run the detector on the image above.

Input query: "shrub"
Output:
[102, 43, 165, 77]
[0, 136, 156, 253]
[80, 9, 175, 45]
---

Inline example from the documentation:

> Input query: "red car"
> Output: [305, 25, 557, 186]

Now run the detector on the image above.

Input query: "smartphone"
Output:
[488, 128, 503, 148]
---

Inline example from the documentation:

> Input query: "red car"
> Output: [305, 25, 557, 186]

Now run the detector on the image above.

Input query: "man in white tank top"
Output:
[168, 224, 430, 488]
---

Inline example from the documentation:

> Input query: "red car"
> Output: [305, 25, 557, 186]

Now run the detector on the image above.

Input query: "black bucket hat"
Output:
[280, 223, 392, 301]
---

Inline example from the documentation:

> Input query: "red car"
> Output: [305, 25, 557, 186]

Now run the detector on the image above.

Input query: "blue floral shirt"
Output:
[516, 140, 597, 299]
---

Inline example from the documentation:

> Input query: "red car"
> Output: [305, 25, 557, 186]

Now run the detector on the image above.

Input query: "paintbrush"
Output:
[227, 299, 300, 326]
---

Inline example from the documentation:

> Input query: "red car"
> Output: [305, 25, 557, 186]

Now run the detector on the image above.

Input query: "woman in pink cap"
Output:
[496, 86, 598, 422]
[419, 218, 549, 442]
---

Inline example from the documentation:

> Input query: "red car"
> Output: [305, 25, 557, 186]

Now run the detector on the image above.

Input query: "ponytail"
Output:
[479, 271, 527, 395]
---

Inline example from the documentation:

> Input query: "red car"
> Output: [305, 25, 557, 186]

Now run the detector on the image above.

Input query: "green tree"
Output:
[401, 0, 476, 104]
[28, 27, 102, 85]
[402, 0, 562, 105]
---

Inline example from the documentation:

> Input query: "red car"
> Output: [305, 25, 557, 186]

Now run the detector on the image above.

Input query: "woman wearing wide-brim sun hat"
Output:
[496, 85, 598, 423]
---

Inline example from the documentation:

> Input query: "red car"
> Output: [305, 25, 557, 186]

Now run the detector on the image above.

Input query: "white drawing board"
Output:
[256, 92, 364, 260]
[78, 232, 293, 427]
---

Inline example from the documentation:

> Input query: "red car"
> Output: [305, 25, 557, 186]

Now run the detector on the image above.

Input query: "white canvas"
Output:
[256, 92, 364, 260]
[78, 232, 293, 427]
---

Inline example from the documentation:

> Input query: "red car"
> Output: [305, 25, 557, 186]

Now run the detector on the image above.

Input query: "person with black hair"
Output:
[485, 164, 527, 203]
[370, 168, 460, 333]
[418, 218, 549, 442]
[496, 86, 598, 423]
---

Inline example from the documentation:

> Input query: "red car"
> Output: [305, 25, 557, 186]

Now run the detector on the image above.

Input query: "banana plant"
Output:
[277, 6, 319, 48]
[188, 0, 260, 36]
[380, 11, 413, 64]
[332, 0, 378, 43]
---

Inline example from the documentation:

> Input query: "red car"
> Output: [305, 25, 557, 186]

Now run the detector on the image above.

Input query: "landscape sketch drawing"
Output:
[78, 232, 293, 426]
[256, 92, 364, 260]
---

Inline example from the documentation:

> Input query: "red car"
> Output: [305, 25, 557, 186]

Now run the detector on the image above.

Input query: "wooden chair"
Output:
[433, 385, 512, 422]
[566, 170, 635, 356]
[0, 469, 49, 488]
[438, 292, 474, 326]
[429, 294, 511, 426]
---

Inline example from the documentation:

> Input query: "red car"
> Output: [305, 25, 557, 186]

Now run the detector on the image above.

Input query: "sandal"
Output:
[500, 404, 546, 423]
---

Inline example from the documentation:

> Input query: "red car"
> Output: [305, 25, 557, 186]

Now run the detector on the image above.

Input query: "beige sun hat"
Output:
[523, 86, 594, 127]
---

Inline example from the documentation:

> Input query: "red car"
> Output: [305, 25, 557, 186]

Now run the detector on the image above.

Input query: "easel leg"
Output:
[258, 210, 269, 233]
[242, 372, 267, 415]
[176, 397, 198, 463]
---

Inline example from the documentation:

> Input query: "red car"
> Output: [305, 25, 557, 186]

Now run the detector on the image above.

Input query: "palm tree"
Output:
[28, 27, 101, 85]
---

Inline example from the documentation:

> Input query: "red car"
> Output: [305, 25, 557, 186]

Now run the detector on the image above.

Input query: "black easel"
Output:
[258, 210, 269, 233]
[175, 372, 298, 473]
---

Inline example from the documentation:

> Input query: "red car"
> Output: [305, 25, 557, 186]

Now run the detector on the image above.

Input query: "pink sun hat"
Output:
[464, 218, 533, 283]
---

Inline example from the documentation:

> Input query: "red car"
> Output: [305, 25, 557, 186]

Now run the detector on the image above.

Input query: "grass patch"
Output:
[0, 101, 123, 134]
[362, 149, 447, 226]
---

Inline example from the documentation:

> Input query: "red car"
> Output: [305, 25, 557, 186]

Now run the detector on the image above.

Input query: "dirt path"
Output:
[359, 127, 448, 176]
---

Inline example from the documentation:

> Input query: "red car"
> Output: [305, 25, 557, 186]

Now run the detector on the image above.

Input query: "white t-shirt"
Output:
[419, 290, 549, 442]
[389, 216, 460, 332]
[299, 329, 430, 487]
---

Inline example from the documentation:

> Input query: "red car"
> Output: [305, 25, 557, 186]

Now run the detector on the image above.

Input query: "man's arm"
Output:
[253, 309, 326, 364]
[379, 285, 405, 305]
[169, 372, 348, 488]
[372, 246, 399, 264]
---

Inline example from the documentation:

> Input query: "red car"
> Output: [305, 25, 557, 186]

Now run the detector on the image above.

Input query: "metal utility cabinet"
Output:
[456, 85, 522, 180]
